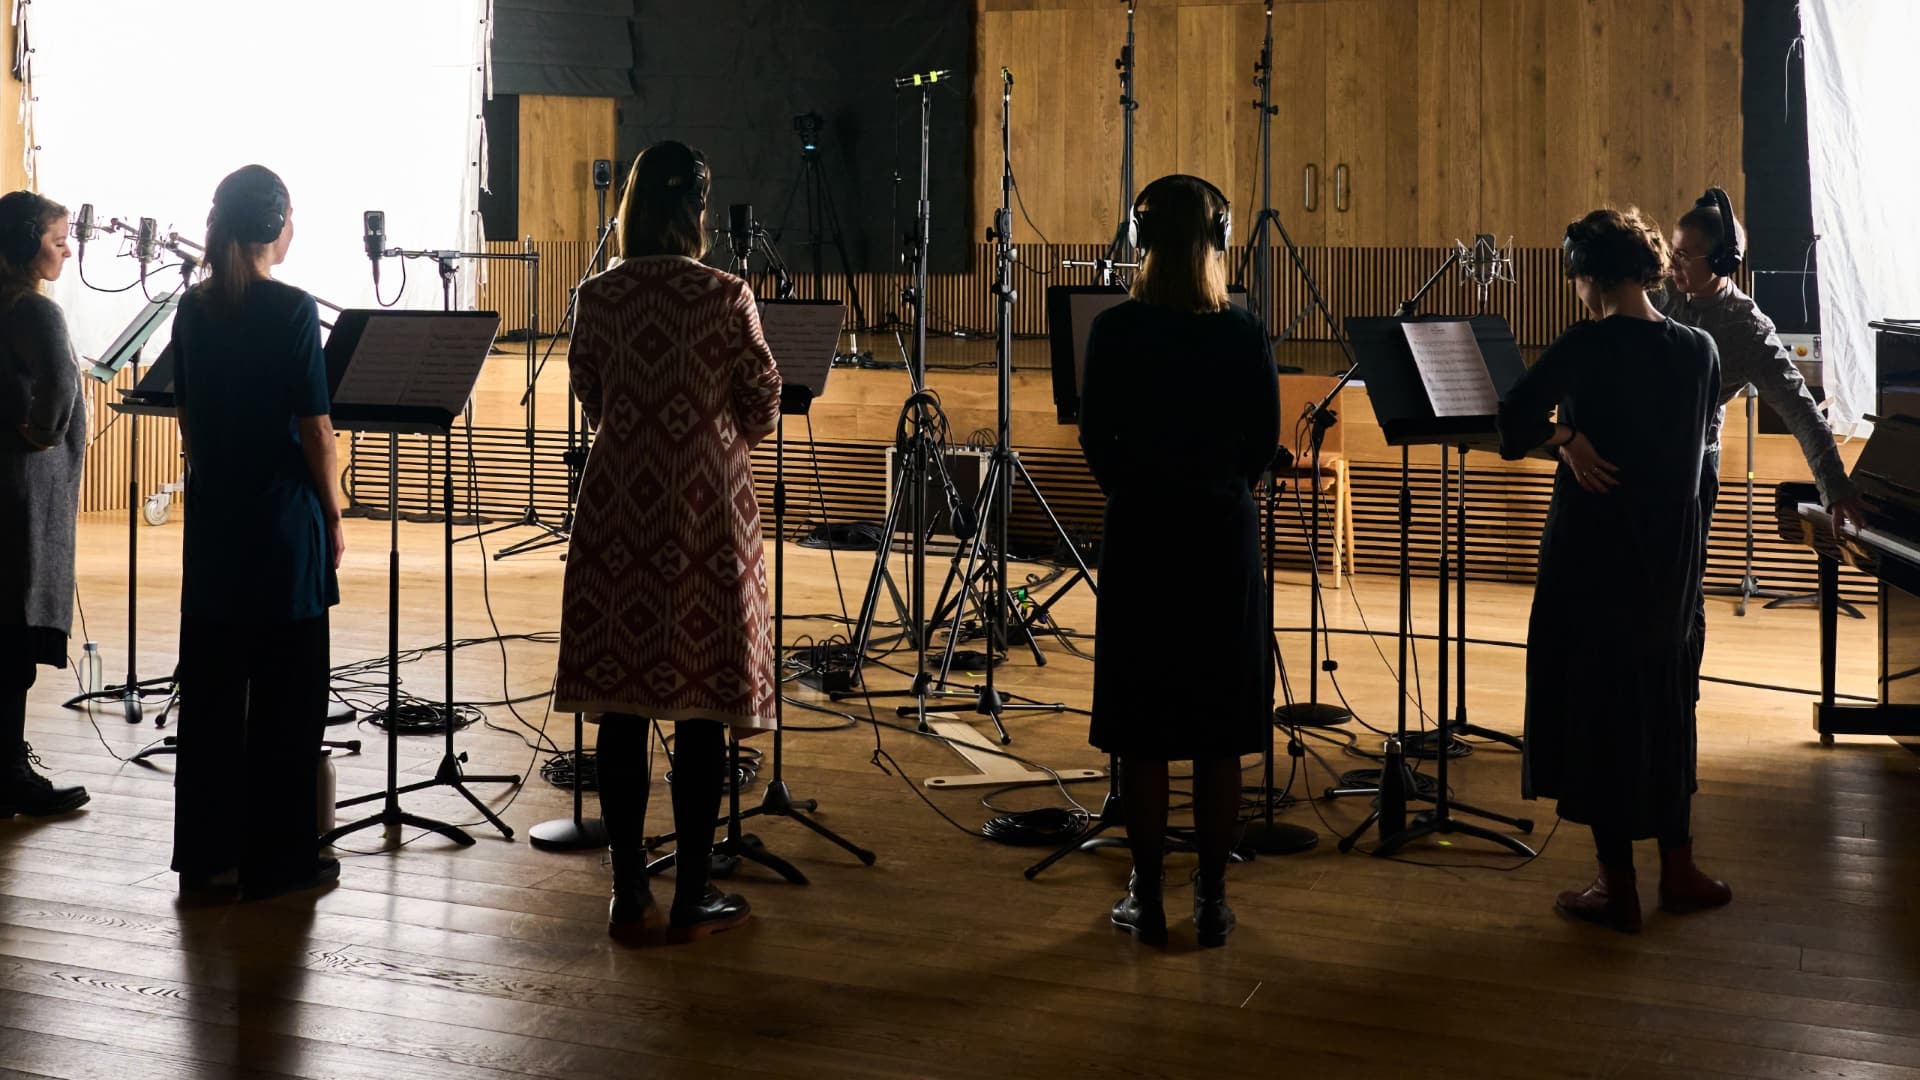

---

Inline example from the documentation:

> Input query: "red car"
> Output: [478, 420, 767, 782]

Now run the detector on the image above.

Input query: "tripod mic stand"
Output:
[778, 112, 870, 357]
[1240, 3, 1281, 342]
[1102, 1, 1140, 283]
[1705, 385, 1796, 615]
[1240, 448, 1319, 855]
[646, 382, 877, 882]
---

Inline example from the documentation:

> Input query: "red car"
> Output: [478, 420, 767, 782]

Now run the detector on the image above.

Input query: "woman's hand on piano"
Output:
[1558, 431, 1620, 494]
[1830, 495, 1869, 535]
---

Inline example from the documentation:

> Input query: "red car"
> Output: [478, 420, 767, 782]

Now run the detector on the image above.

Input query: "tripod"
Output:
[1240, 449, 1320, 855]
[778, 113, 869, 342]
[918, 68, 1085, 741]
[1239, 3, 1282, 343]
[1103, 1, 1140, 281]
[1705, 385, 1799, 615]
[646, 387, 877, 882]
[1339, 443, 1534, 857]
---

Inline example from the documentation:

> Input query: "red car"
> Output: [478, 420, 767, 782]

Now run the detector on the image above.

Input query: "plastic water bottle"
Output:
[317, 749, 337, 834]
[80, 641, 103, 695]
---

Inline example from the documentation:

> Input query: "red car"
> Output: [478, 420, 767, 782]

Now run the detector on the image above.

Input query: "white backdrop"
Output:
[31, 1, 490, 361]
[1802, 0, 1920, 434]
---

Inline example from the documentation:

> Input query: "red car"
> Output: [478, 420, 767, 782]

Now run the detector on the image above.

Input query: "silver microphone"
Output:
[74, 203, 95, 246]
[135, 217, 158, 265]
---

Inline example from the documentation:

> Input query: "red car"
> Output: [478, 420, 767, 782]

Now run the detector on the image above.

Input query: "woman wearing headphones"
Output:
[1078, 175, 1280, 947]
[0, 190, 90, 818]
[1497, 207, 1728, 933]
[171, 165, 342, 901]
[555, 141, 781, 946]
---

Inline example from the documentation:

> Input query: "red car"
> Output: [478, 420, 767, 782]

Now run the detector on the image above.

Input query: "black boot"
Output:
[1193, 873, 1236, 947]
[1110, 871, 1168, 945]
[668, 885, 751, 944]
[0, 742, 89, 817]
[608, 846, 661, 946]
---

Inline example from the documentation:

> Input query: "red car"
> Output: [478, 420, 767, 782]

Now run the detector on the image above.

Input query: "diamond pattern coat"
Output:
[554, 256, 782, 730]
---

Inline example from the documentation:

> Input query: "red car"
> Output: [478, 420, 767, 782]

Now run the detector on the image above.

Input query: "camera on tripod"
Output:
[792, 111, 823, 148]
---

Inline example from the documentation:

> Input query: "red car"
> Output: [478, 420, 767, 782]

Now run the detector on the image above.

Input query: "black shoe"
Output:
[608, 847, 661, 946]
[1193, 874, 1236, 947]
[242, 857, 341, 902]
[667, 886, 750, 944]
[177, 867, 241, 906]
[0, 742, 90, 817]
[1110, 872, 1168, 945]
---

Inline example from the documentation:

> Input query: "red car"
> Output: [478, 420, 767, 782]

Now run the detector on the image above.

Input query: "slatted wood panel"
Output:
[76, 370, 183, 515]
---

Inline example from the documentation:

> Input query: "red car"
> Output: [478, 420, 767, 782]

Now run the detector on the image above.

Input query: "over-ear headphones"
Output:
[210, 165, 289, 245]
[641, 141, 709, 211]
[1561, 221, 1590, 279]
[7, 216, 40, 268]
[232, 187, 287, 244]
[1696, 187, 1742, 276]
[0, 191, 50, 269]
[1130, 174, 1231, 254]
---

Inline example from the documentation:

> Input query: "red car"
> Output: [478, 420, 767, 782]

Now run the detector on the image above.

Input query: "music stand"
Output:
[66, 294, 186, 725]
[1333, 315, 1534, 858]
[324, 310, 520, 850]
[646, 298, 876, 882]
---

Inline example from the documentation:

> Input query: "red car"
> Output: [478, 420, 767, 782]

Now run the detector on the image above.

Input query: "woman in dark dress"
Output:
[0, 190, 89, 817]
[1497, 207, 1732, 933]
[1079, 175, 1279, 947]
[171, 165, 343, 901]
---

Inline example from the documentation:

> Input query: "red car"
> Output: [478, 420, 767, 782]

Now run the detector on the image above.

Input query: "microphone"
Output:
[74, 203, 95, 249]
[1001, 66, 1013, 87]
[363, 210, 386, 286]
[728, 204, 754, 262]
[1460, 233, 1512, 294]
[893, 68, 955, 89]
[135, 217, 158, 266]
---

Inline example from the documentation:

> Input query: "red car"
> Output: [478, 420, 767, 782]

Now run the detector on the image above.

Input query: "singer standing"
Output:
[555, 141, 781, 946]
[1078, 175, 1279, 947]
[0, 190, 90, 818]
[170, 165, 343, 901]
[1498, 208, 1728, 933]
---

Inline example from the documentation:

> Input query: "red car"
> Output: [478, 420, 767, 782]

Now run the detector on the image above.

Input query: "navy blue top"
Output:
[174, 279, 338, 623]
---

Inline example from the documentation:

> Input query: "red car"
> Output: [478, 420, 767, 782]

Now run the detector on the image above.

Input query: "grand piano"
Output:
[1797, 319, 1920, 744]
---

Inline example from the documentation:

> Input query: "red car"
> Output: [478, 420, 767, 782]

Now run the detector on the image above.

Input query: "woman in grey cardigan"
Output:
[0, 189, 88, 817]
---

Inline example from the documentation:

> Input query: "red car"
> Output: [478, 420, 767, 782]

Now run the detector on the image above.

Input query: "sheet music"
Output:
[331, 315, 498, 412]
[756, 301, 843, 395]
[1401, 321, 1497, 417]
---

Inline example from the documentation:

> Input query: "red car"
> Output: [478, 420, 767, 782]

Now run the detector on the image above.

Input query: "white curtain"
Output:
[31, 1, 489, 361]
[1802, 0, 1920, 434]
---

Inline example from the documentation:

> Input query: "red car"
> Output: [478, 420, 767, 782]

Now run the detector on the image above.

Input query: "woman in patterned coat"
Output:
[555, 141, 781, 946]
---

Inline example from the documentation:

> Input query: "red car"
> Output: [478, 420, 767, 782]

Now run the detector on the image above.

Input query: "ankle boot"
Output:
[667, 885, 750, 944]
[1556, 861, 1642, 932]
[1110, 871, 1168, 945]
[1193, 873, 1236, 947]
[1658, 843, 1732, 914]
[607, 846, 661, 946]
[0, 742, 89, 817]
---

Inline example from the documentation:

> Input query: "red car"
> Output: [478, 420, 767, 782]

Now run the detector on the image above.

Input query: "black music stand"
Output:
[66, 295, 185, 725]
[324, 310, 520, 850]
[1333, 315, 1534, 858]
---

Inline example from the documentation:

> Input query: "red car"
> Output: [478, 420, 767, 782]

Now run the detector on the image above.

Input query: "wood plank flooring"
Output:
[4, 512, 1917, 1079]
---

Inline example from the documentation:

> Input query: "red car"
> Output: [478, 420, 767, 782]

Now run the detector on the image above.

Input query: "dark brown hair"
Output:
[1129, 176, 1229, 314]
[0, 190, 68, 307]
[616, 141, 709, 260]
[1563, 206, 1669, 290]
[200, 164, 289, 311]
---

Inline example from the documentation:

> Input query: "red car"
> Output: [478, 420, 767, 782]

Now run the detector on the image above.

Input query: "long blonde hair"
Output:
[1129, 175, 1230, 314]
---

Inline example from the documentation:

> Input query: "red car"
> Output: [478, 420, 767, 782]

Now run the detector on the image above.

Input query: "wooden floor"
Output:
[5, 512, 1919, 1079]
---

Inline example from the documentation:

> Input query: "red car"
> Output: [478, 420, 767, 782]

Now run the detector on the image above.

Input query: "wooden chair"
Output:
[1275, 373, 1355, 589]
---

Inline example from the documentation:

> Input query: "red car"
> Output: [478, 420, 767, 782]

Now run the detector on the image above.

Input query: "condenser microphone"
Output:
[728, 204, 754, 262]
[74, 203, 95, 247]
[135, 217, 158, 265]
[1001, 66, 1012, 87]
[363, 210, 386, 286]
[893, 69, 955, 89]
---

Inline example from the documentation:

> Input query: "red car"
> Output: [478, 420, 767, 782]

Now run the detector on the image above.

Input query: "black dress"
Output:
[1496, 316, 1720, 837]
[1079, 300, 1280, 760]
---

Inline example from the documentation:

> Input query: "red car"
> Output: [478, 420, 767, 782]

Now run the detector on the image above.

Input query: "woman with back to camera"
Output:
[1078, 174, 1280, 947]
[1497, 207, 1732, 933]
[555, 140, 782, 947]
[0, 190, 90, 818]
[170, 165, 343, 902]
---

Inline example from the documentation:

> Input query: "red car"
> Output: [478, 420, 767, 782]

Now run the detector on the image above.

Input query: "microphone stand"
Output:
[1102, 1, 1139, 283]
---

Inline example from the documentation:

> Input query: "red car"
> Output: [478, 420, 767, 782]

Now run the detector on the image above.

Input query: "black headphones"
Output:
[227, 188, 287, 244]
[0, 191, 49, 269]
[1696, 186, 1743, 276]
[1561, 222, 1590, 279]
[6, 216, 41, 268]
[1130, 174, 1231, 254]
[643, 141, 709, 211]
[211, 165, 289, 244]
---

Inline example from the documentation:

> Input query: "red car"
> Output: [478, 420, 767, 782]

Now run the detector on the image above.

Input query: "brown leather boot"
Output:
[1555, 862, 1642, 933]
[1658, 843, 1732, 914]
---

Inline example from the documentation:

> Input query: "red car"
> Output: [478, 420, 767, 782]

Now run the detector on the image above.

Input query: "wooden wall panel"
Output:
[0, 20, 26, 194]
[516, 95, 618, 243]
[77, 370, 184, 515]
